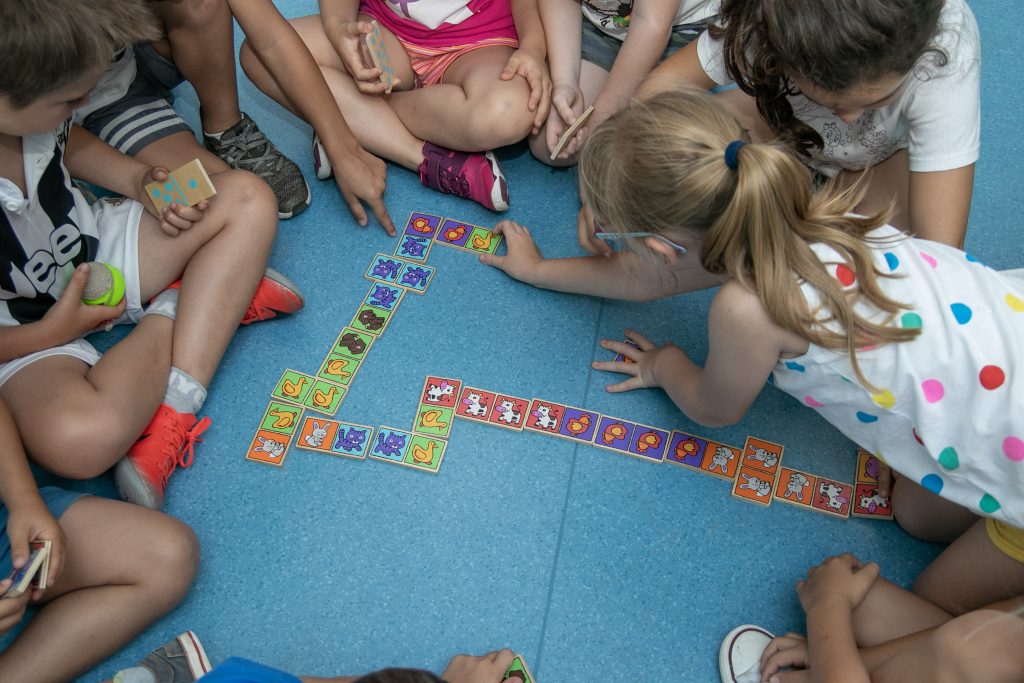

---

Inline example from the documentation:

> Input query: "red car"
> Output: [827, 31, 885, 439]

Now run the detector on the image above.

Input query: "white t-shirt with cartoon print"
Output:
[582, 1, 720, 40]
[772, 226, 1024, 528]
[696, 0, 980, 176]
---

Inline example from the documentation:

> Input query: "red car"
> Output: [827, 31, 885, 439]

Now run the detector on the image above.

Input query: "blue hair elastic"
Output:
[724, 140, 747, 170]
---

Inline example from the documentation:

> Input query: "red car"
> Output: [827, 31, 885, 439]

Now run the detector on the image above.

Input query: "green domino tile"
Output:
[400, 435, 446, 473]
[260, 401, 302, 436]
[465, 225, 502, 254]
[330, 327, 374, 362]
[412, 404, 455, 439]
[350, 304, 392, 336]
[302, 379, 346, 416]
[271, 369, 316, 406]
[316, 353, 360, 387]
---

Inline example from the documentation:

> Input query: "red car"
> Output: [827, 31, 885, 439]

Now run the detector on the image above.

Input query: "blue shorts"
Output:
[200, 657, 302, 683]
[580, 18, 713, 73]
[0, 487, 86, 577]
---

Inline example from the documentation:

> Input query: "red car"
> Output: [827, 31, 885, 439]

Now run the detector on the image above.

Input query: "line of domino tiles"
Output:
[244, 213, 893, 520]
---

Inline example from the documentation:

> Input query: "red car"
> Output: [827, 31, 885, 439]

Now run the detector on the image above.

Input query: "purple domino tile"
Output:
[403, 212, 441, 239]
[557, 407, 600, 442]
[437, 218, 473, 249]
[665, 431, 708, 468]
[628, 426, 669, 462]
[594, 416, 636, 453]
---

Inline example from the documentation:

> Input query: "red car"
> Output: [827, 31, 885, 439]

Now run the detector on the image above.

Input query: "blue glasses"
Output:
[592, 220, 688, 255]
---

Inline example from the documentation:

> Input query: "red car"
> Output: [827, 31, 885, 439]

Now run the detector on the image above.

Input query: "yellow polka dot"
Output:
[1007, 292, 1024, 312]
[872, 389, 896, 409]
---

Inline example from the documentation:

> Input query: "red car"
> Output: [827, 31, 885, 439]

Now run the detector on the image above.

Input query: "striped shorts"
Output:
[80, 43, 192, 156]
[396, 36, 520, 88]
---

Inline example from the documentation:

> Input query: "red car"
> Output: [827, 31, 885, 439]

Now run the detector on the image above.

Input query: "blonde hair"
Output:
[578, 90, 920, 387]
[0, 0, 161, 108]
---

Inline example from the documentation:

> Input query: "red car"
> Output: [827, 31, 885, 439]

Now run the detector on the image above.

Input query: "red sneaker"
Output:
[115, 405, 211, 509]
[241, 267, 304, 325]
[418, 142, 509, 212]
[159, 267, 304, 326]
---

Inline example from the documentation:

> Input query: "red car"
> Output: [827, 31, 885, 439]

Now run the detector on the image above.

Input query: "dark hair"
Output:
[0, 0, 160, 108]
[711, 0, 945, 156]
[354, 668, 447, 683]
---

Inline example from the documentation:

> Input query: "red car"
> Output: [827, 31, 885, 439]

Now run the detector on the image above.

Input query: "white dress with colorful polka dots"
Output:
[771, 225, 1024, 527]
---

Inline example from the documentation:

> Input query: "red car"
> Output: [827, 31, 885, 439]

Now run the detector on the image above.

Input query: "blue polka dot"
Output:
[921, 473, 944, 494]
[165, 182, 173, 191]
[855, 411, 878, 423]
[188, 179, 198, 189]
[884, 252, 900, 271]
[965, 253, 979, 262]
[784, 361, 806, 372]
[151, 189, 161, 198]
[950, 303, 972, 325]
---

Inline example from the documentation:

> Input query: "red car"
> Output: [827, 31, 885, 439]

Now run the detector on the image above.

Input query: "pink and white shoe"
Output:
[312, 133, 333, 181]
[418, 142, 509, 212]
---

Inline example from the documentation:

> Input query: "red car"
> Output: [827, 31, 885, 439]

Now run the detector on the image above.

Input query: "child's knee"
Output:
[215, 169, 278, 235]
[145, 517, 201, 599]
[466, 87, 534, 149]
[35, 412, 136, 478]
[930, 610, 1024, 678]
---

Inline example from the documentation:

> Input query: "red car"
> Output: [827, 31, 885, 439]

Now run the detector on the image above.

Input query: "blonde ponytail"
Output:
[579, 90, 921, 388]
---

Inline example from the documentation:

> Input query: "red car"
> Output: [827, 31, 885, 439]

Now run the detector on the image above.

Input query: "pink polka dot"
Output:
[920, 252, 938, 268]
[921, 379, 944, 403]
[1004, 436, 1024, 462]
[980, 365, 1005, 390]
[804, 396, 824, 408]
[835, 264, 856, 287]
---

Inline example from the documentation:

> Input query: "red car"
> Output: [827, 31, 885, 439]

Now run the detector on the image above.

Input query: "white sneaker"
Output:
[312, 133, 333, 180]
[719, 624, 774, 683]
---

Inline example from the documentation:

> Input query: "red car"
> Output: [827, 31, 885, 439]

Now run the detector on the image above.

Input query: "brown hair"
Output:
[710, 0, 945, 156]
[578, 90, 920, 388]
[0, 0, 161, 108]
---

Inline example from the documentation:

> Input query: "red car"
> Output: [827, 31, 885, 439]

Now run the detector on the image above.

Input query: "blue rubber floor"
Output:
[41, 0, 1024, 680]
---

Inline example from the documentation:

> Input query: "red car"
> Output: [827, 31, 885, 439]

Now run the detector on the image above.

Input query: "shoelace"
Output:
[215, 124, 284, 174]
[158, 414, 212, 486]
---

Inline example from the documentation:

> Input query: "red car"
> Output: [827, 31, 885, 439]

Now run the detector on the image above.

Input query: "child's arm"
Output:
[592, 280, 801, 426]
[590, 0, 680, 126]
[506, 0, 552, 134]
[0, 398, 66, 602]
[479, 220, 722, 301]
[231, 0, 395, 234]
[0, 263, 125, 364]
[539, 0, 586, 158]
[64, 125, 208, 236]
[909, 166, 974, 248]
[637, 39, 716, 99]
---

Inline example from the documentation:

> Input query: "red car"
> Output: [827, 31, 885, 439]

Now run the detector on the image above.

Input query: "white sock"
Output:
[145, 288, 178, 321]
[164, 367, 207, 415]
[113, 667, 156, 683]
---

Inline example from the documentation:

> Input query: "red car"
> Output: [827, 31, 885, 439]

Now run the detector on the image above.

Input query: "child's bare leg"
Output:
[0, 315, 173, 477]
[913, 519, 1024, 615]
[0, 497, 198, 682]
[133, 130, 231, 176]
[850, 576, 952, 647]
[892, 476, 979, 543]
[240, 15, 425, 170]
[390, 46, 534, 151]
[149, 0, 241, 134]
[138, 170, 277, 386]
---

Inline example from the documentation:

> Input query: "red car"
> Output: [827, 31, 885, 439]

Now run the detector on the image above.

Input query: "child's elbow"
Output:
[689, 408, 744, 429]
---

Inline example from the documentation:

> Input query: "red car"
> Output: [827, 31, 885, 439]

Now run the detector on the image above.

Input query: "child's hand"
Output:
[577, 205, 612, 257]
[331, 143, 396, 234]
[6, 495, 66, 600]
[478, 221, 545, 283]
[41, 263, 127, 342]
[139, 166, 209, 236]
[0, 582, 30, 636]
[592, 329, 688, 392]
[759, 632, 809, 682]
[328, 20, 399, 94]
[546, 81, 587, 160]
[501, 49, 552, 134]
[797, 553, 880, 615]
[441, 649, 517, 683]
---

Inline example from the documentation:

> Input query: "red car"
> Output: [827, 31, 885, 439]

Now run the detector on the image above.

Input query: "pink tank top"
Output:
[360, 0, 517, 47]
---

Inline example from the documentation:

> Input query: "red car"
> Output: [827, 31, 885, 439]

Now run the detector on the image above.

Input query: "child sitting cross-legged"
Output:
[0, 0, 304, 510]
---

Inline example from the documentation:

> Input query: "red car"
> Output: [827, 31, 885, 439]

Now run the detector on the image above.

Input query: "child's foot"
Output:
[204, 113, 311, 219]
[115, 406, 211, 509]
[241, 267, 304, 325]
[418, 142, 509, 212]
[113, 631, 211, 683]
[312, 133, 333, 180]
[719, 624, 774, 683]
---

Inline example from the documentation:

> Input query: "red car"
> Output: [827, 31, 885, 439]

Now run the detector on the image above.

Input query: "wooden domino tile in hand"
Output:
[364, 21, 397, 94]
[146, 159, 217, 213]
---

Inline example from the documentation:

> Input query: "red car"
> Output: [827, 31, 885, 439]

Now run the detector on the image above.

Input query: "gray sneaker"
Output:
[204, 113, 311, 219]
[114, 631, 212, 682]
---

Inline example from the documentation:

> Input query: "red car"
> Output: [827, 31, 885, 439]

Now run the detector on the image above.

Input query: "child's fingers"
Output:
[167, 202, 203, 225]
[341, 191, 369, 227]
[599, 339, 642, 361]
[623, 329, 656, 351]
[591, 358, 641, 378]
[368, 198, 396, 236]
[602, 375, 644, 393]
